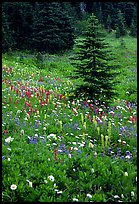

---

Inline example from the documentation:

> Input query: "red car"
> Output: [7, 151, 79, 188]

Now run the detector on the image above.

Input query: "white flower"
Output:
[114, 195, 120, 199]
[10, 184, 17, 190]
[8, 158, 11, 161]
[68, 154, 72, 158]
[89, 142, 94, 148]
[73, 168, 76, 172]
[73, 198, 78, 202]
[57, 190, 63, 194]
[35, 134, 38, 137]
[124, 172, 128, 176]
[131, 191, 134, 197]
[20, 129, 24, 135]
[87, 193, 92, 198]
[74, 147, 78, 151]
[26, 180, 33, 187]
[121, 194, 124, 198]
[43, 127, 46, 130]
[7, 148, 11, 151]
[44, 180, 48, 184]
[91, 168, 95, 173]
[5, 136, 14, 144]
[48, 175, 54, 182]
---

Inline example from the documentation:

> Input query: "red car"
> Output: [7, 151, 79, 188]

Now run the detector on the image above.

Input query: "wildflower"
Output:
[87, 194, 92, 198]
[124, 172, 128, 176]
[89, 142, 94, 148]
[73, 198, 78, 202]
[8, 158, 11, 161]
[44, 180, 48, 184]
[7, 148, 11, 151]
[68, 154, 72, 158]
[10, 184, 17, 190]
[57, 190, 63, 194]
[5, 136, 14, 144]
[26, 180, 33, 187]
[20, 129, 24, 135]
[91, 168, 95, 173]
[114, 195, 120, 199]
[48, 175, 55, 182]
[131, 191, 134, 197]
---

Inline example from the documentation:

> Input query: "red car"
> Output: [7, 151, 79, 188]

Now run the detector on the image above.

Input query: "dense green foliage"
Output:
[70, 14, 119, 104]
[2, 2, 137, 52]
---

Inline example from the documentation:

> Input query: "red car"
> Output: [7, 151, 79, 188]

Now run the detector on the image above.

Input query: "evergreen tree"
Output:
[115, 10, 126, 38]
[2, 2, 16, 51]
[31, 2, 74, 53]
[70, 14, 119, 104]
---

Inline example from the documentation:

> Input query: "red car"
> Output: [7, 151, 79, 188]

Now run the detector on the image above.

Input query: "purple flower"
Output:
[108, 148, 112, 154]
[2, 156, 6, 160]
[101, 152, 105, 157]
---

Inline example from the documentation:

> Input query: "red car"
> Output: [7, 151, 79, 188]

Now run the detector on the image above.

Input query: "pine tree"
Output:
[115, 10, 126, 38]
[70, 14, 119, 105]
[31, 2, 74, 53]
[2, 3, 16, 51]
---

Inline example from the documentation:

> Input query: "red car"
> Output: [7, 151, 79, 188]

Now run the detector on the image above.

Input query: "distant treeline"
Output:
[2, 2, 137, 53]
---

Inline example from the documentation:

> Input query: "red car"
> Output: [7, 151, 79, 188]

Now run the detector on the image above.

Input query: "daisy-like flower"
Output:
[48, 175, 54, 182]
[10, 184, 17, 190]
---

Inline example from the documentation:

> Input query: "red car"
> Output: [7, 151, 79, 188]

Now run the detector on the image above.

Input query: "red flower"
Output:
[16, 89, 18, 95]
[132, 116, 135, 123]
[4, 130, 8, 134]
[59, 94, 63, 100]
[15, 100, 18, 104]
[54, 149, 58, 161]
[39, 77, 44, 82]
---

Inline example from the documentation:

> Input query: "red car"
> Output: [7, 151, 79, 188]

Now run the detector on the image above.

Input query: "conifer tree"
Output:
[31, 2, 74, 53]
[71, 14, 119, 105]
[115, 10, 126, 38]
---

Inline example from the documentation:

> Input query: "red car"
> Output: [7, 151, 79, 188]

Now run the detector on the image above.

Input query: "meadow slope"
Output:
[2, 35, 137, 202]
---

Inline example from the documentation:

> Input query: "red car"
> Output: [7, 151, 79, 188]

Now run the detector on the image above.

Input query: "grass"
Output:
[2, 34, 137, 202]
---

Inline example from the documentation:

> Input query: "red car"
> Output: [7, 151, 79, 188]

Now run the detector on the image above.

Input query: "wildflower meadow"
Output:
[2, 36, 137, 202]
